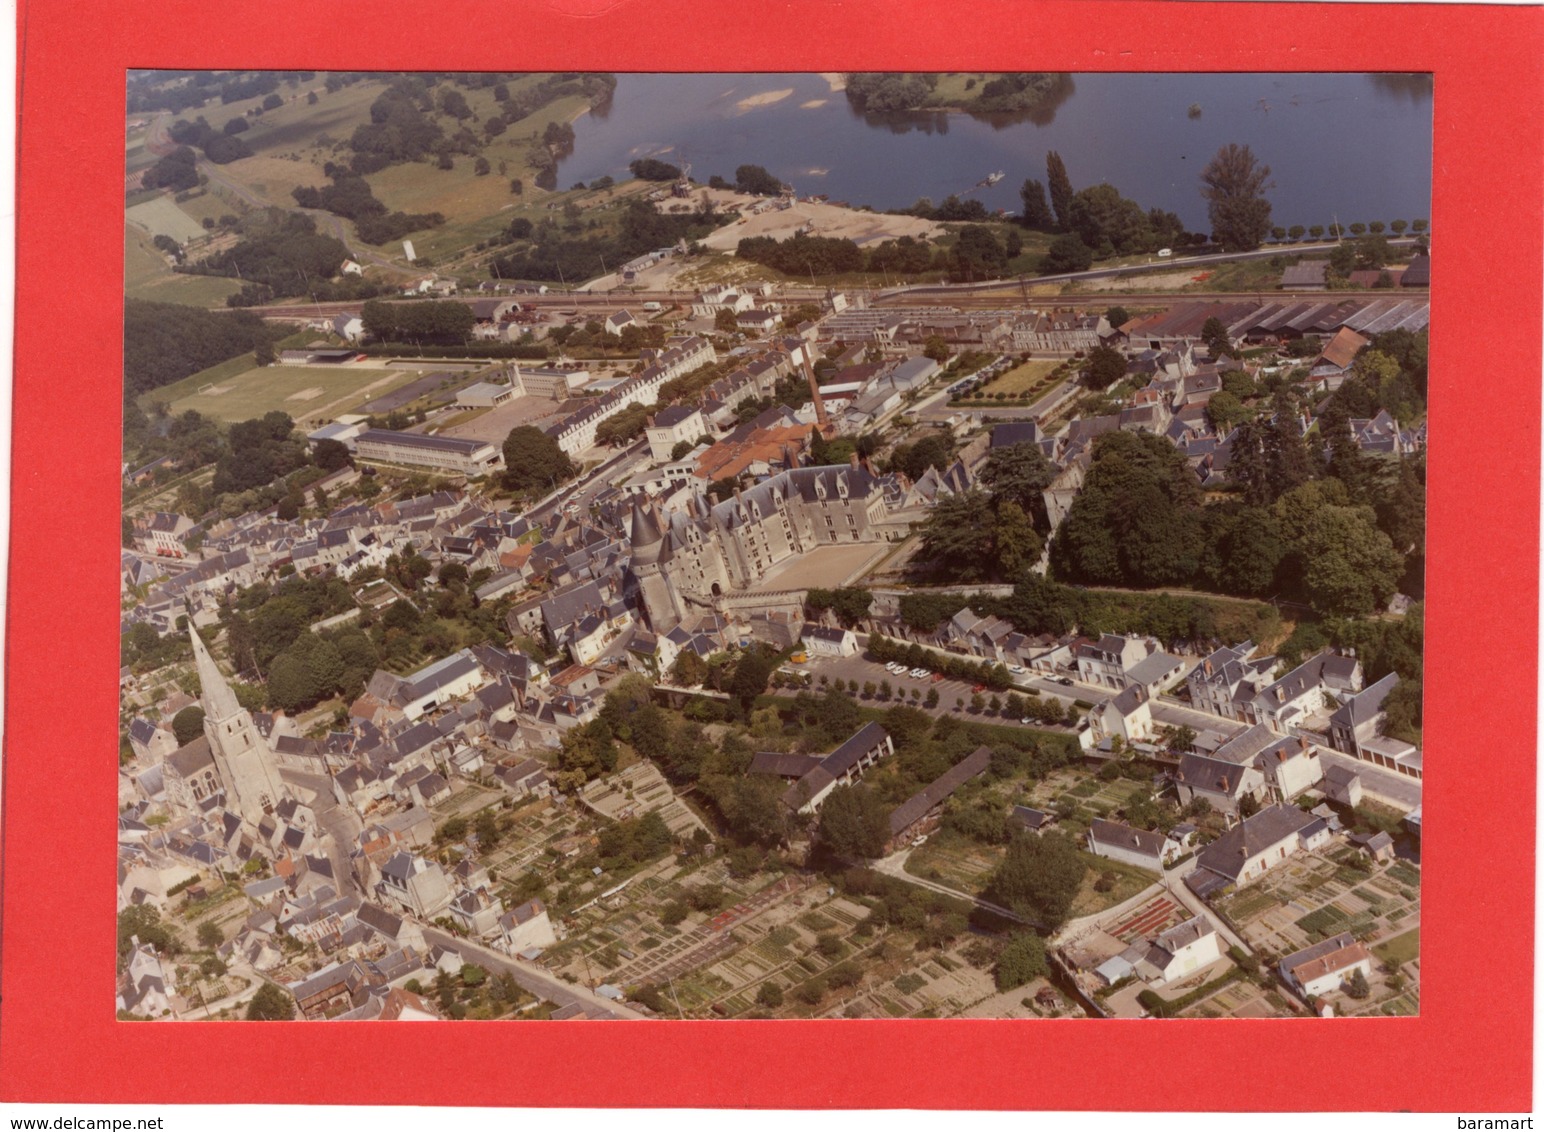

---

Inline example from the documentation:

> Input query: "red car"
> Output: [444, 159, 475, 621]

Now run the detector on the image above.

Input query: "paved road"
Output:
[280, 768, 362, 899]
[877, 239, 1422, 301]
[420, 926, 647, 1019]
[1315, 745, 1421, 812]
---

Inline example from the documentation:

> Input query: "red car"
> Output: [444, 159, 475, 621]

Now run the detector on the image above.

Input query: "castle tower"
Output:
[190, 626, 286, 826]
[627, 500, 683, 634]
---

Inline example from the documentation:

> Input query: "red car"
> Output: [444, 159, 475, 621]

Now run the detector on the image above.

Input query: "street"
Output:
[420, 926, 647, 1019]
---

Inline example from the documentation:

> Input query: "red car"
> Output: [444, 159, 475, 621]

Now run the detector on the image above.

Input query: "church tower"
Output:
[190, 626, 286, 826]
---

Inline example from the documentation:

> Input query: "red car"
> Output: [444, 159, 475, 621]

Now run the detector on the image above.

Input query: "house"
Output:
[1322, 763, 1364, 808]
[1172, 752, 1266, 816]
[1250, 734, 1324, 801]
[885, 746, 992, 852]
[355, 900, 428, 953]
[332, 313, 365, 342]
[1122, 650, 1186, 697]
[1083, 683, 1156, 748]
[1328, 672, 1399, 757]
[782, 722, 894, 814]
[117, 940, 175, 1017]
[376, 851, 454, 919]
[1138, 915, 1222, 986]
[1185, 803, 1321, 896]
[646, 405, 707, 462]
[1279, 933, 1375, 998]
[1076, 634, 1156, 691]
[287, 959, 370, 1020]
[801, 624, 859, 658]
[1085, 818, 1187, 871]
[736, 309, 778, 334]
[1009, 806, 1055, 835]
[499, 898, 557, 953]
[604, 310, 637, 337]
[1350, 830, 1396, 863]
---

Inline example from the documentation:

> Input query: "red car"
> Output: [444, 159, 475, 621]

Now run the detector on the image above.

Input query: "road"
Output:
[280, 768, 363, 899]
[527, 438, 650, 528]
[874, 238, 1422, 302]
[421, 926, 647, 1019]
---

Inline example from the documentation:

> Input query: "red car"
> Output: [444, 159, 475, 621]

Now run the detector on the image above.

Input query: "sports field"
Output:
[148, 362, 431, 426]
[977, 359, 1060, 397]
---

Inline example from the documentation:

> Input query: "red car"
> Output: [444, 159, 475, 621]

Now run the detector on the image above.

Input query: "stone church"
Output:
[162, 627, 288, 827]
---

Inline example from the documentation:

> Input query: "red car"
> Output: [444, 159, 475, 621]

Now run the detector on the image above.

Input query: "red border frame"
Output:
[4, 0, 1540, 1110]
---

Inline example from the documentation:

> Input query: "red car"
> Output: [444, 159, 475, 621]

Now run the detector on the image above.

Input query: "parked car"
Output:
[930, 672, 947, 683]
[909, 667, 930, 679]
[1056, 676, 1075, 687]
[972, 683, 987, 693]
[1008, 665, 1025, 675]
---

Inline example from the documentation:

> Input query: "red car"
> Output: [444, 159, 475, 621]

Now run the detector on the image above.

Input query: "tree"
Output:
[313, 437, 352, 473]
[1345, 968, 1371, 999]
[730, 648, 777, 717]
[993, 501, 1043, 579]
[1045, 151, 1074, 230]
[1200, 143, 1274, 251]
[1039, 234, 1092, 274]
[756, 981, 784, 1008]
[1105, 306, 1130, 331]
[714, 309, 740, 335]
[1082, 345, 1127, 391]
[117, 905, 178, 968]
[994, 932, 1049, 990]
[1019, 178, 1053, 228]
[197, 920, 224, 949]
[982, 441, 1056, 518]
[172, 705, 206, 746]
[985, 833, 1087, 928]
[502, 426, 575, 493]
[245, 983, 296, 1020]
[1299, 505, 1404, 616]
[816, 785, 890, 859]
[923, 335, 951, 363]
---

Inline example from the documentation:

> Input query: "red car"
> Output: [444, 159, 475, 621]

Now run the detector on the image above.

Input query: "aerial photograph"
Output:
[118, 70, 1428, 1023]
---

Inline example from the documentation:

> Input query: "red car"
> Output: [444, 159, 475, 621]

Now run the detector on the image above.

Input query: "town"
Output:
[118, 70, 1425, 1023]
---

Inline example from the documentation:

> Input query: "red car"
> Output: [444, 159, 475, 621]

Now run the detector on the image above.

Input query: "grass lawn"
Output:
[1068, 851, 1158, 919]
[1373, 926, 1420, 969]
[976, 359, 1059, 397]
[904, 829, 1003, 893]
[127, 195, 209, 243]
[146, 361, 427, 425]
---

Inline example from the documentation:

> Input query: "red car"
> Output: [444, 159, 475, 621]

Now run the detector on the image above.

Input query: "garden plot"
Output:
[580, 761, 709, 838]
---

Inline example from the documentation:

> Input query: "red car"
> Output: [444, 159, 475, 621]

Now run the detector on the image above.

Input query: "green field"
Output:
[1373, 927, 1420, 969]
[145, 360, 428, 425]
[1068, 851, 1158, 919]
[977, 359, 1059, 397]
[127, 195, 210, 243]
[124, 227, 243, 306]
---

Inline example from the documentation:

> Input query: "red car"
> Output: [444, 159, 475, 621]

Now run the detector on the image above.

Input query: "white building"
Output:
[355, 429, 502, 476]
[645, 405, 707, 462]
[455, 381, 518, 410]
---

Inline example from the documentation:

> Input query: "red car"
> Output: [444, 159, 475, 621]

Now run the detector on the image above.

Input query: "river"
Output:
[560, 72, 1432, 234]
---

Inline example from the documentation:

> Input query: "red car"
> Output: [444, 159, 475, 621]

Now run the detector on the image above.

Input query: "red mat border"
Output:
[4, 0, 1540, 1110]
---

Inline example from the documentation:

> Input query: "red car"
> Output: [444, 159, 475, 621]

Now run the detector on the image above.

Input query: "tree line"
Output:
[291, 165, 444, 245]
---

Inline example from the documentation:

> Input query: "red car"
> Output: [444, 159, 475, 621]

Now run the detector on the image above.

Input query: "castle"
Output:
[626, 461, 903, 633]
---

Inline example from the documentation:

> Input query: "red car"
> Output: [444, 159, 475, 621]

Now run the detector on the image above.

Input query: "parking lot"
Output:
[799, 650, 1086, 719]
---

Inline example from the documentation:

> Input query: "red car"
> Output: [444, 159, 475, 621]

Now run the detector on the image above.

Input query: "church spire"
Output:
[189, 625, 241, 722]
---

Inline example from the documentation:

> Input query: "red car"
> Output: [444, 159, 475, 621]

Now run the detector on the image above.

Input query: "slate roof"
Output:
[887, 746, 992, 837]
[750, 751, 825, 779]
[1088, 818, 1166, 859]
[1193, 804, 1318, 882]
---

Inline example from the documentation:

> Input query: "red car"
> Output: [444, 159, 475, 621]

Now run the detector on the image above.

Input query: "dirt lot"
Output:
[753, 541, 894, 591]
[436, 392, 567, 443]
[693, 189, 944, 251]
